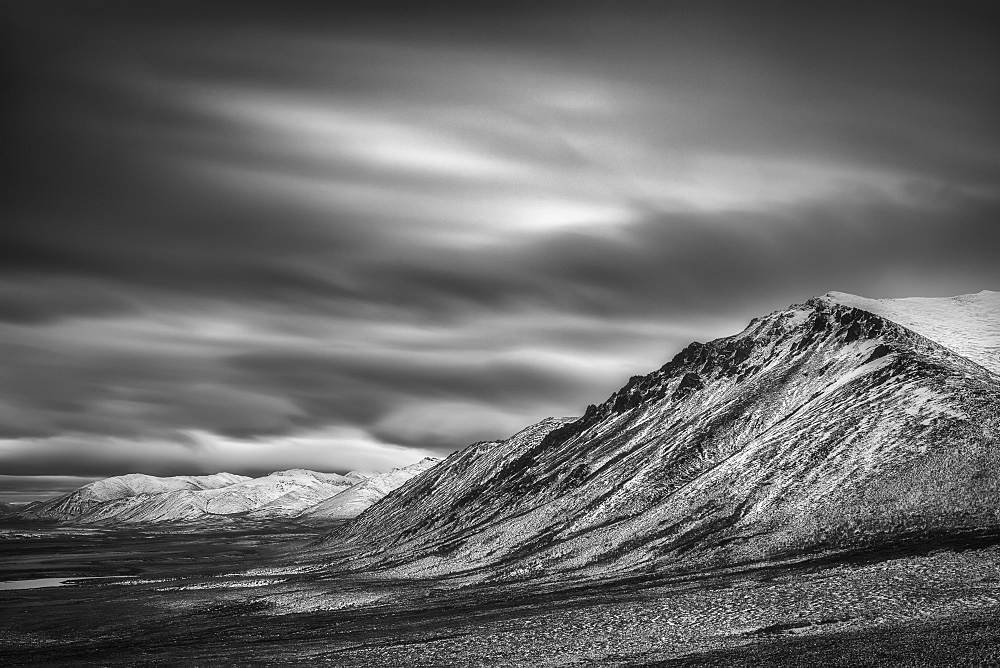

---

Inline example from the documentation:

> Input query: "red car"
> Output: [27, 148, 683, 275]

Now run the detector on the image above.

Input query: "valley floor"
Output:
[2, 524, 999, 666]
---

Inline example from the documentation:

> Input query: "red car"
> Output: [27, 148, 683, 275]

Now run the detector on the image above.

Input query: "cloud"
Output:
[0, 428, 435, 481]
[0, 2, 997, 498]
[0, 475, 104, 504]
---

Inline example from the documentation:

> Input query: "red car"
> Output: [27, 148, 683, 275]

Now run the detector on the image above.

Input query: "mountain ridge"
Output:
[14, 458, 440, 525]
[824, 290, 999, 375]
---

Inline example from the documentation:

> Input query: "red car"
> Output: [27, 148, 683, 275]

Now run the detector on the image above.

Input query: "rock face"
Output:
[18, 462, 439, 525]
[331, 291, 1000, 581]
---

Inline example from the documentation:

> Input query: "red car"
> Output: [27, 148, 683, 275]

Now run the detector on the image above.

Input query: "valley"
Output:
[2, 523, 1000, 666]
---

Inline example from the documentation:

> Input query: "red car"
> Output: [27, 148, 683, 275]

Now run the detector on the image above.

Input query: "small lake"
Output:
[0, 576, 118, 590]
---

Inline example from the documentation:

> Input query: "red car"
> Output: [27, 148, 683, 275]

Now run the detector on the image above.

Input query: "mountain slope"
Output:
[298, 457, 441, 521]
[330, 291, 1000, 581]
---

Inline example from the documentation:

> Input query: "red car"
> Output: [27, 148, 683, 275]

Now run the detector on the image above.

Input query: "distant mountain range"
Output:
[7, 458, 439, 525]
[326, 291, 1000, 581]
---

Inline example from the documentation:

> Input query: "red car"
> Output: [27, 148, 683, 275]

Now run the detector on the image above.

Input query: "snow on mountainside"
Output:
[19, 462, 438, 525]
[200, 469, 354, 516]
[328, 292, 1000, 582]
[827, 290, 1000, 375]
[78, 472, 249, 502]
[23, 473, 251, 520]
[298, 458, 441, 521]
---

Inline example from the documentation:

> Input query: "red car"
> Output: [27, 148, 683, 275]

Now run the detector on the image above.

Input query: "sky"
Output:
[2, 1, 998, 501]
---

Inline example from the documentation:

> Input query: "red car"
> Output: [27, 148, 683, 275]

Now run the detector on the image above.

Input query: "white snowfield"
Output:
[21, 459, 440, 525]
[826, 290, 1000, 375]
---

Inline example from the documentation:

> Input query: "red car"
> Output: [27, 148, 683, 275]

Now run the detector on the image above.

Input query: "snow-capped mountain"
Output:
[18, 461, 438, 525]
[330, 291, 1000, 582]
[21, 472, 251, 521]
[200, 469, 355, 517]
[243, 470, 372, 520]
[297, 458, 440, 522]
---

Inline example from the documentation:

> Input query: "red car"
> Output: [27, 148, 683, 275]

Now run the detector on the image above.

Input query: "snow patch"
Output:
[826, 291, 1000, 375]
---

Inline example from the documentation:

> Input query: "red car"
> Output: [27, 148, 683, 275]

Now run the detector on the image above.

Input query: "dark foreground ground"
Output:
[2, 523, 999, 667]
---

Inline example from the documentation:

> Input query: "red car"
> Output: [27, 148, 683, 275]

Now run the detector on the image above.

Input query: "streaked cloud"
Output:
[1, 2, 997, 499]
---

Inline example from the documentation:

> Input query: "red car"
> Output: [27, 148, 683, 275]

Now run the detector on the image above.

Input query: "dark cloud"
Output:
[1, 2, 998, 499]
[0, 476, 103, 504]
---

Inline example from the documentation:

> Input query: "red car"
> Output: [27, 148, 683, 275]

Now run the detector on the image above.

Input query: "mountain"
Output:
[199, 469, 357, 517]
[17, 462, 439, 525]
[297, 458, 441, 522]
[20, 472, 251, 521]
[329, 291, 1000, 582]
[243, 470, 373, 520]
